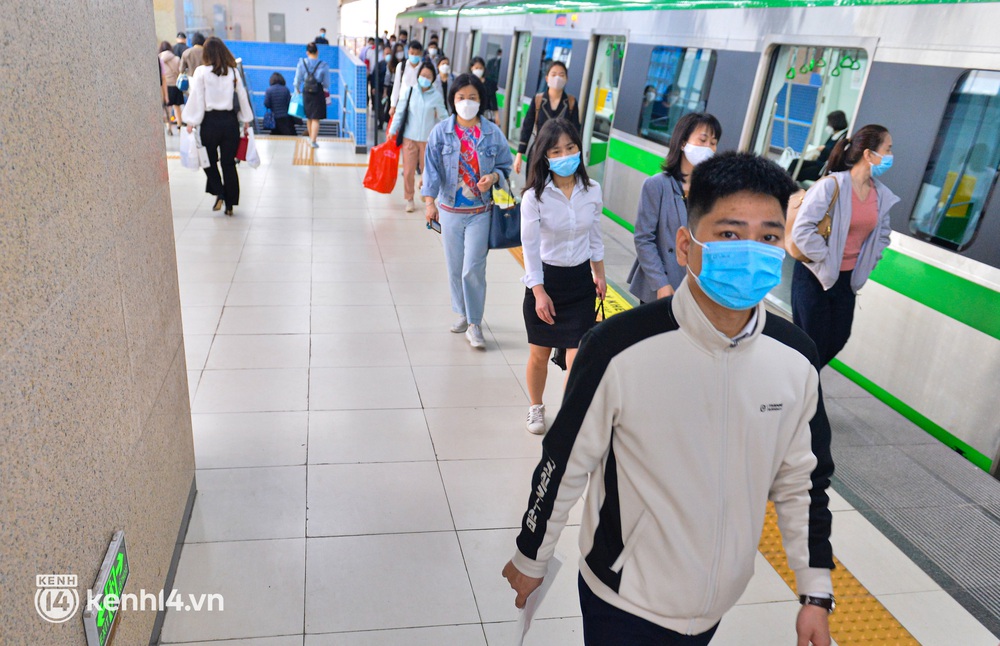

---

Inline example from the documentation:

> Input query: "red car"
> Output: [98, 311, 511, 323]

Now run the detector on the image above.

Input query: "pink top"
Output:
[841, 184, 879, 271]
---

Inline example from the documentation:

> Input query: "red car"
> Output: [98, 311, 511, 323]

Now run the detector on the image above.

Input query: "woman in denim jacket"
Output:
[423, 73, 514, 349]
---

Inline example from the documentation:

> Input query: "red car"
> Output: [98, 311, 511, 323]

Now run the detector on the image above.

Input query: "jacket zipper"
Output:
[702, 351, 729, 617]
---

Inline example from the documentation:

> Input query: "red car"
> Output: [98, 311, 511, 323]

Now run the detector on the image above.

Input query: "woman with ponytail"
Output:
[789, 124, 900, 366]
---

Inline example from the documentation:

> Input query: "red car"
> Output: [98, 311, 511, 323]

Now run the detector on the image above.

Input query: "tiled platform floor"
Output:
[160, 136, 999, 645]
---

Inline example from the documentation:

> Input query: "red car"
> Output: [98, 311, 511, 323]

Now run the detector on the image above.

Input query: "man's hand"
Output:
[796, 604, 831, 646]
[502, 560, 543, 609]
[656, 284, 675, 300]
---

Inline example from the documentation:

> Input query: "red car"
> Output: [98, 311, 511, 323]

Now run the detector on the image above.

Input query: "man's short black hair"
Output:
[408, 40, 423, 53]
[177, 32, 187, 39]
[686, 152, 797, 233]
[192, 32, 206, 46]
[306, 42, 318, 55]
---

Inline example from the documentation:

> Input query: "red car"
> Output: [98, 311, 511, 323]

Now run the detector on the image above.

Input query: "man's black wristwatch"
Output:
[799, 595, 836, 614]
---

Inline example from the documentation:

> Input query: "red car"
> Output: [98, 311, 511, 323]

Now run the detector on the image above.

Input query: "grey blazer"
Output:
[627, 173, 688, 303]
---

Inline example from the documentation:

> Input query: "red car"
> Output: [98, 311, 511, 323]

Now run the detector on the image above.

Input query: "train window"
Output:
[910, 70, 1000, 250]
[508, 32, 533, 144]
[583, 35, 627, 184]
[440, 28, 447, 54]
[637, 47, 717, 147]
[483, 36, 506, 87]
[471, 31, 482, 66]
[751, 44, 867, 179]
[535, 38, 574, 93]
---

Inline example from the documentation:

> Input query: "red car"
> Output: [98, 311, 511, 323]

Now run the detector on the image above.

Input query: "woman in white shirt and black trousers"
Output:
[182, 37, 253, 216]
[521, 118, 606, 435]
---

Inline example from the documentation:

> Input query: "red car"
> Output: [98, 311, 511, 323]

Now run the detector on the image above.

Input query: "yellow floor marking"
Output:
[166, 154, 180, 160]
[292, 139, 368, 166]
[508, 250, 917, 642]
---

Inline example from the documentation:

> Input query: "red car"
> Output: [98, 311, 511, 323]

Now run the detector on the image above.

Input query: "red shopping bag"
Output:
[235, 136, 249, 161]
[363, 139, 400, 194]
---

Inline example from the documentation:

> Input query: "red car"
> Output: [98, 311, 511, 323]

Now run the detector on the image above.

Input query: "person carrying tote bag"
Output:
[789, 124, 900, 367]
[519, 118, 606, 435]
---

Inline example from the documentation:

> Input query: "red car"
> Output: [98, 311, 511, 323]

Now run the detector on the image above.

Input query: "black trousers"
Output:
[200, 110, 240, 208]
[791, 262, 856, 367]
[272, 115, 297, 136]
[579, 575, 720, 645]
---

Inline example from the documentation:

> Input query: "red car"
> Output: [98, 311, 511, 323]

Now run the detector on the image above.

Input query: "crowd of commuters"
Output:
[157, 26, 912, 646]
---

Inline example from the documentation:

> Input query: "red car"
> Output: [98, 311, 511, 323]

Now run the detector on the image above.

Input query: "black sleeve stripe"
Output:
[516, 299, 681, 562]
[761, 316, 836, 570]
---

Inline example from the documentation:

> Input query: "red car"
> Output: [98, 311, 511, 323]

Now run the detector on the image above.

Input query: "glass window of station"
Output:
[910, 70, 1000, 250]
[637, 47, 717, 147]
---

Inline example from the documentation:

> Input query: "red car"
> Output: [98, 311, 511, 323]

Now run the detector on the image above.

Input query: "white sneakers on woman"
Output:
[450, 316, 469, 333]
[526, 405, 546, 435]
[405, 200, 415, 212]
[466, 324, 485, 349]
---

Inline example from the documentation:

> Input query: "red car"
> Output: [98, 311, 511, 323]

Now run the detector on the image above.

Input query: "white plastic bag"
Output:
[244, 130, 261, 169]
[776, 146, 799, 169]
[179, 128, 200, 170]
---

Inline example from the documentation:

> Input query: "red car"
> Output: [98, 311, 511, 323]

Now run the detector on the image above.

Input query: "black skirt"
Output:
[523, 262, 596, 348]
[166, 86, 185, 106]
[303, 91, 327, 120]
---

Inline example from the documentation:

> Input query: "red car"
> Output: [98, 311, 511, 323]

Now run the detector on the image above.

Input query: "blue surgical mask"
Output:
[870, 152, 893, 178]
[548, 152, 581, 177]
[408, 54, 421, 65]
[417, 76, 432, 89]
[687, 232, 785, 311]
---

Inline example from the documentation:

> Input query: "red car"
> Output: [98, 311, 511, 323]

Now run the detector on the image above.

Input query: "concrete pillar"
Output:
[0, 1, 197, 644]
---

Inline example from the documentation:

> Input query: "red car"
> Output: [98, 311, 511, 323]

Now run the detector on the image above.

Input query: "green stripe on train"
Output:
[402, 0, 995, 18]
[606, 137, 1000, 341]
[829, 359, 992, 472]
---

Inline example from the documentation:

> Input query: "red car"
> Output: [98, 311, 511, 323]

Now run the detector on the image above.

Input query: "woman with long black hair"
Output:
[520, 118, 606, 434]
[627, 113, 721, 303]
[182, 37, 253, 216]
[790, 124, 899, 366]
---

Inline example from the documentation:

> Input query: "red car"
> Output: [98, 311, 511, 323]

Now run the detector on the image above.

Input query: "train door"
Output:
[507, 32, 533, 145]
[470, 30, 482, 66]
[749, 43, 870, 310]
[581, 35, 627, 184]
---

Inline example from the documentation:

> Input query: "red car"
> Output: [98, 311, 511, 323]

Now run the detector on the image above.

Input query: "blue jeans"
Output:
[579, 575, 720, 645]
[440, 209, 489, 326]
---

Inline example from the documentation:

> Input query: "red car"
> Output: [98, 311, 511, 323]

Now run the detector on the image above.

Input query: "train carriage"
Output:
[397, 0, 1000, 475]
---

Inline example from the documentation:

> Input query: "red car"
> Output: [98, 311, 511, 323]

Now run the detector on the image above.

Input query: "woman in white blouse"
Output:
[182, 37, 253, 216]
[520, 118, 606, 435]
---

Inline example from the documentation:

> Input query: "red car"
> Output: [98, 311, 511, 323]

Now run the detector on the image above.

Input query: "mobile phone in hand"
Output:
[427, 220, 442, 234]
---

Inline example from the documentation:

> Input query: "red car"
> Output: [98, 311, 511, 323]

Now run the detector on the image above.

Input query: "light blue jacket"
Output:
[421, 116, 513, 208]
[293, 57, 330, 94]
[790, 170, 900, 293]
[389, 85, 447, 142]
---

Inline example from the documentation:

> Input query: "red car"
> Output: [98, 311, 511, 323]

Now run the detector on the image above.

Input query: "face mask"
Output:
[408, 54, 421, 65]
[396, 52, 404, 60]
[472, 68, 485, 79]
[455, 99, 480, 120]
[687, 232, 785, 311]
[683, 143, 715, 167]
[428, 48, 438, 57]
[439, 64, 450, 75]
[825, 125, 834, 136]
[548, 152, 581, 177]
[645, 91, 656, 102]
[547, 75, 567, 91]
[870, 152, 893, 178]
[418, 76, 433, 89]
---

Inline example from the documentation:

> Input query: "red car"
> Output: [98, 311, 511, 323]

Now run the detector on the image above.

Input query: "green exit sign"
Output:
[83, 531, 129, 646]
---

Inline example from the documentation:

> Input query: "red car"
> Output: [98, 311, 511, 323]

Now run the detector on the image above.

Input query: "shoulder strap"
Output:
[567, 94, 576, 112]
[534, 93, 544, 113]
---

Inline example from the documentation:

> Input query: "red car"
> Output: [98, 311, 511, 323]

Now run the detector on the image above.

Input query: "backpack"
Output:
[303, 59, 322, 95]
[533, 92, 576, 131]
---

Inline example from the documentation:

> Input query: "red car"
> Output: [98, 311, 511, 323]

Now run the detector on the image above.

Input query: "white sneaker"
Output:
[450, 316, 469, 333]
[526, 405, 546, 435]
[405, 200, 415, 212]
[310, 141, 319, 149]
[465, 324, 486, 349]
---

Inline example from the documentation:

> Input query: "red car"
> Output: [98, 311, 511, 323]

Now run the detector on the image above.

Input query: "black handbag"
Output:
[488, 172, 521, 250]
[395, 88, 412, 147]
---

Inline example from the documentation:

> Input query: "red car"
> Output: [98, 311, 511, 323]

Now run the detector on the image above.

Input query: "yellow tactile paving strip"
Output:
[508, 249, 918, 643]
[292, 138, 366, 167]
